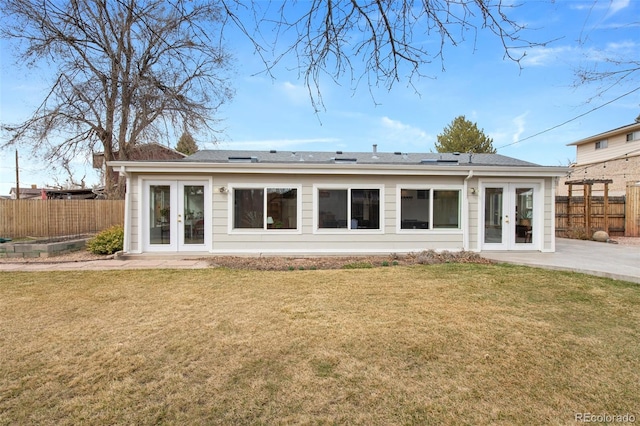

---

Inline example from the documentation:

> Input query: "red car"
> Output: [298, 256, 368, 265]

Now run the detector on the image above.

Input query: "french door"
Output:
[481, 182, 541, 250]
[144, 180, 210, 252]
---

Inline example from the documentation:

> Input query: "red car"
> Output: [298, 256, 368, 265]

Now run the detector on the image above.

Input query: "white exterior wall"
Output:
[122, 170, 559, 255]
[544, 177, 555, 252]
[129, 176, 140, 253]
[466, 176, 480, 251]
[210, 174, 464, 255]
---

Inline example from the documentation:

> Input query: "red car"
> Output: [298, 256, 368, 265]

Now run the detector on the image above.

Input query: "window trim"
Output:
[229, 183, 302, 234]
[595, 139, 608, 150]
[313, 184, 384, 234]
[396, 184, 463, 233]
[626, 131, 640, 142]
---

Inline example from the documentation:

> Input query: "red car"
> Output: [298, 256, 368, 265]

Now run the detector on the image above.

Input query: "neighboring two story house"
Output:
[559, 119, 640, 196]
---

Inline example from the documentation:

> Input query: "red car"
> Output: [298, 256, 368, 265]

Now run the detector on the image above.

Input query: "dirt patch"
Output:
[205, 250, 493, 271]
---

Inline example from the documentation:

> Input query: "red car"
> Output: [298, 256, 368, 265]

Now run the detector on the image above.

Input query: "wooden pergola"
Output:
[565, 178, 613, 234]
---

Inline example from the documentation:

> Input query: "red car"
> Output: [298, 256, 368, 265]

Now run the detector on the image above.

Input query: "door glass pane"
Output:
[184, 185, 205, 244]
[515, 188, 534, 244]
[484, 188, 503, 243]
[150, 185, 171, 245]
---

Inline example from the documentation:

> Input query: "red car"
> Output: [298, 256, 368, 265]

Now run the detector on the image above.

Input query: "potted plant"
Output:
[159, 206, 170, 222]
[520, 210, 532, 227]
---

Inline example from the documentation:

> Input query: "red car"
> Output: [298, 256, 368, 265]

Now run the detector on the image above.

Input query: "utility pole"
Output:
[15, 150, 20, 200]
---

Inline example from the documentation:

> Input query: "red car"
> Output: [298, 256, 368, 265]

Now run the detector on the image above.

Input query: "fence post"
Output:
[604, 183, 609, 234]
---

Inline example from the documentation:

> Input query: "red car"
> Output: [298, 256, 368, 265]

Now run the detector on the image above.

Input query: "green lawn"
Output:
[1, 264, 639, 425]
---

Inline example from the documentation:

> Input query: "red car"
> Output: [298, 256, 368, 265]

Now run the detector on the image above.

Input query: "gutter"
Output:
[462, 170, 474, 251]
[107, 160, 569, 178]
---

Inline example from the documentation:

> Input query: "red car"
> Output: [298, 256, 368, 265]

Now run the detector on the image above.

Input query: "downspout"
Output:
[463, 169, 474, 252]
[119, 166, 131, 255]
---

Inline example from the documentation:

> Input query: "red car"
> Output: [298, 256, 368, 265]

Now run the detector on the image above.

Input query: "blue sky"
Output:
[1, 0, 639, 196]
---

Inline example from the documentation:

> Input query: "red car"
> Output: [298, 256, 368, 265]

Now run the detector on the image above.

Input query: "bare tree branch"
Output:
[1, 0, 233, 198]
[220, 0, 542, 109]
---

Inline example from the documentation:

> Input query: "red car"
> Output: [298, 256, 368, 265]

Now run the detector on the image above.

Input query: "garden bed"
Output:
[0, 236, 92, 259]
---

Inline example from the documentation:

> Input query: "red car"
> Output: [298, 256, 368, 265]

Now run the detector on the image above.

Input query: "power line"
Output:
[496, 86, 640, 150]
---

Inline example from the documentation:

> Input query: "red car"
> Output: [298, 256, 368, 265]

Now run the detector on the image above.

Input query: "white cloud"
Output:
[490, 112, 529, 150]
[570, 0, 629, 14]
[215, 138, 340, 150]
[520, 45, 575, 67]
[279, 81, 308, 105]
[378, 117, 432, 149]
[512, 112, 529, 143]
[610, 0, 630, 14]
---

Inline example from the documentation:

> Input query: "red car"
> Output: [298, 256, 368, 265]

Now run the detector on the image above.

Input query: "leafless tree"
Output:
[570, 1, 639, 110]
[574, 47, 640, 107]
[220, 0, 545, 110]
[1, 0, 233, 198]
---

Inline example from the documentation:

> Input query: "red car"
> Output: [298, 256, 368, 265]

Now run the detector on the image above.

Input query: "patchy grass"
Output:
[1, 265, 639, 425]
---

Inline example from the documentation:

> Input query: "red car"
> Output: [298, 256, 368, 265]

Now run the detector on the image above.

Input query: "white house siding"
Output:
[208, 173, 465, 255]
[466, 176, 480, 251]
[575, 132, 639, 165]
[129, 176, 140, 253]
[544, 178, 554, 252]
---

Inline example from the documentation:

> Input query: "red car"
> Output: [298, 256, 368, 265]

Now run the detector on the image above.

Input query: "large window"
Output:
[433, 190, 460, 228]
[318, 188, 380, 230]
[234, 187, 298, 230]
[399, 188, 460, 230]
[400, 189, 430, 229]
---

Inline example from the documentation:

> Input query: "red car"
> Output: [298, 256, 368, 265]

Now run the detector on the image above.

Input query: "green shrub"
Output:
[342, 262, 373, 269]
[87, 225, 124, 255]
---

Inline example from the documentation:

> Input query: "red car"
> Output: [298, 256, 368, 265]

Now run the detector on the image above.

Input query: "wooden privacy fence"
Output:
[627, 183, 640, 237]
[0, 199, 124, 239]
[555, 196, 626, 237]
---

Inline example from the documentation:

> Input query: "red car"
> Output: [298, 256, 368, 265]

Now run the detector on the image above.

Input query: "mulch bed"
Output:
[206, 250, 494, 271]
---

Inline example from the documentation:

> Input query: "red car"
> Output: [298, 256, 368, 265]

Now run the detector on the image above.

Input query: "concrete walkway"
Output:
[1, 238, 638, 283]
[0, 257, 211, 272]
[482, 238, 640, 284]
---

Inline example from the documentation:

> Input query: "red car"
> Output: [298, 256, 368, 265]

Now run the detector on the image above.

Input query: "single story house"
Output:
[108, 149, 568, 255]
[9, 185, 45, 199]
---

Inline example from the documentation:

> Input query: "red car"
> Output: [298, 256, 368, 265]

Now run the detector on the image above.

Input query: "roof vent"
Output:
[420, 159, 437, 164]
[334, 158, 357, 164]
[228, 156, 258, 163]
[336, 150, 343, 154]
[394, 151, 402, 155]
[270, 150, 277, 153]
[437, 159, 459, 164]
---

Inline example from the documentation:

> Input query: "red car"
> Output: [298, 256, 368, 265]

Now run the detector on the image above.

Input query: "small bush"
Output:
[87, 226, 124, 255]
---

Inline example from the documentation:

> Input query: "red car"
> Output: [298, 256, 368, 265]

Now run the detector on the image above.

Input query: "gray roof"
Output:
[183, 150, 540, 167]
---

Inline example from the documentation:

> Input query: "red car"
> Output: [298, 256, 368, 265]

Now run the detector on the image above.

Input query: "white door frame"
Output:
[479, 180, 543, 251]
[142, 179, 211, 252]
